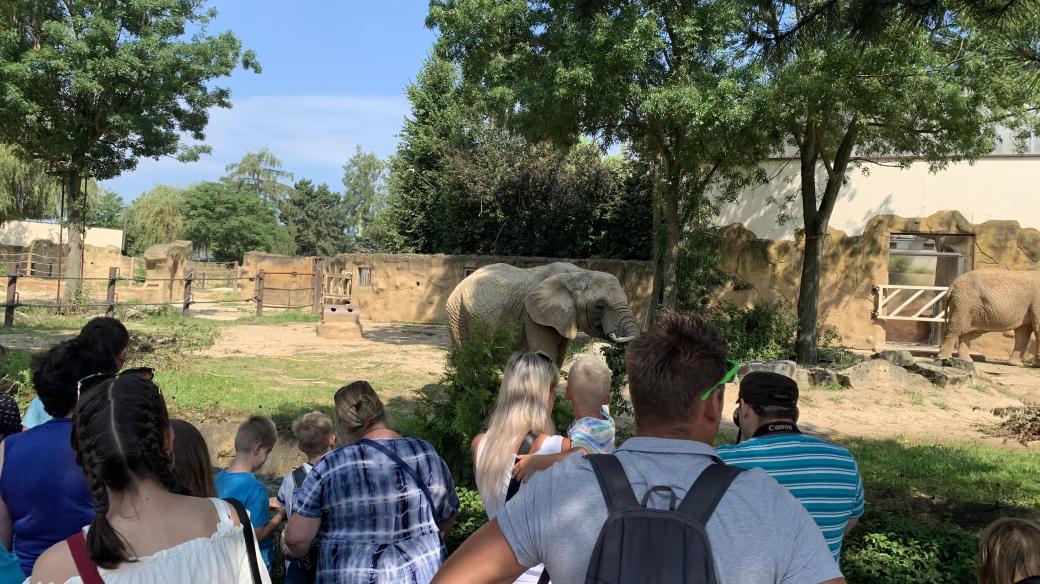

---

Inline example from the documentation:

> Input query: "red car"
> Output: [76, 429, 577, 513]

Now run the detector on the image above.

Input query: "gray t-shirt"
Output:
[498, 437, 843, 584]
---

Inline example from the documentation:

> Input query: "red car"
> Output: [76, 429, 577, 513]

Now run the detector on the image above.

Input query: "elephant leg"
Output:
[937, 329, 959, 359]
[524, 318, 565, 364]
[958, 331, 982, 362]
[1010, 325, 1031, 367]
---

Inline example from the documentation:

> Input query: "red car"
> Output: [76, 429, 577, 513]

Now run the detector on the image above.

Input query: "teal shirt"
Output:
[215, 470, 273, 568]
[0, 543, 24, 584]
[717, 433, 865, 562]
[21, 398, 50, 429]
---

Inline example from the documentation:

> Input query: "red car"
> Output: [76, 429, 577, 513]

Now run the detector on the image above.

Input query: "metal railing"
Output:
[872, 284, 949, 322]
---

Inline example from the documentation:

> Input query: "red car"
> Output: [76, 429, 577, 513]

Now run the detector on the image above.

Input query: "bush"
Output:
[841, 510, 977, 584]
[447, 487, 488, 552]
[707, 302, 798, 362]
[599, 342, 633, 419]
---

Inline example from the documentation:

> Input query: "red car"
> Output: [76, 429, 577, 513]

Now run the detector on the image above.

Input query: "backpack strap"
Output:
[66, 531, 104, 584]
[359, 439, 441, 524]
[292, 465, 308, 491]
[587, 454, 639, 512]
[676, 463, 744, 524]
[505, 432, 538, 503]
[225, 497, 263, 584]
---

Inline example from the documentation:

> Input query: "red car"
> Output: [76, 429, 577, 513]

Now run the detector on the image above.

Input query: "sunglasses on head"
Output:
[699, 359, 740, 401]
[535, 351, 554, 365]
[76, 367, 157, 399]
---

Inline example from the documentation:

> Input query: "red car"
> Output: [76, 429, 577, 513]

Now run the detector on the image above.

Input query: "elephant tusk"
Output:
[609, 332, 637, 344]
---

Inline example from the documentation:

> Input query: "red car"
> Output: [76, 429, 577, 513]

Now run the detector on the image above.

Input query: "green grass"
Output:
[232, 309, 320, 325]
[902, 388, 926, 406]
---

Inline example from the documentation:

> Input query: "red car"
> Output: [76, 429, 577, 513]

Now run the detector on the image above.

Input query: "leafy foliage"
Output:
[707, 303, 799, 362]
[125, 185, 185, 255]
[284, 179, 352, 257]
[86, 188, 126, 229]
[181, 182, 281, 261]
[446, 487, 487, 552]
[223, 148, 294, 214]
[990, 406, 1040, 444]
[599, 343, 633, 419]
[342, 145, 389, 247]
[399, 323, 516, 484]
[0, 144, 60, 223]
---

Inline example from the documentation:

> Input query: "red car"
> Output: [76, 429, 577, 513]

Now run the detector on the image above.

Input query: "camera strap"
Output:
[752, 422, 801, 438]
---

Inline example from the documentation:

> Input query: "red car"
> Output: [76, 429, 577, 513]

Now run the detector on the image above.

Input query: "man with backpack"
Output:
[432, 314, 844, 584]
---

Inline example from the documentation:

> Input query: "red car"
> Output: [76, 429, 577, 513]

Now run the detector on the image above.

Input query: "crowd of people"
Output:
[0, 315, 1034, 583]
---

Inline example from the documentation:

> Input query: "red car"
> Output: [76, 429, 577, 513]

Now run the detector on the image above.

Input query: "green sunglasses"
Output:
[699, 359, 740, 401]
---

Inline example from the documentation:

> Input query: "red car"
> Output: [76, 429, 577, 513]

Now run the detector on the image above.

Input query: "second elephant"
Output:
[445, 262, 643, 364]
[938, 269, 1040, 366]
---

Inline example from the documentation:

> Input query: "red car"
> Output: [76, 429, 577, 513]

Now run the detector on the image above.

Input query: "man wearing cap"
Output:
[717, 371, 865, 563]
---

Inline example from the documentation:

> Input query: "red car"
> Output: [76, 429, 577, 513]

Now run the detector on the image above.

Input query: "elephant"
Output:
[937, 270, 1040, 366]
[446, 262, 643, 365]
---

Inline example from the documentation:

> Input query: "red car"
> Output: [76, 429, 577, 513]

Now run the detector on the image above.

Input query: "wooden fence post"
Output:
[254, 269, 265, 317]
[5, 262, 18, 327]
[106, 267, 118, 317]
[235, 262, 242, 291]
[312, 260, 324, 315]
[24, 250, 32, 277]
[183, 269, 194, 317]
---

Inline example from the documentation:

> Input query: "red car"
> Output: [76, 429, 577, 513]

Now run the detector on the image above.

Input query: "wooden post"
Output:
[200, 271, 207, 289]
[254, 269, 265, 317]
[5, 262, 18, 327]
[312, 260, 325, 315]
[106, 267, 118, 317]
[235, 263, 242, 291]
[183, 269, 193, 317]
[25, 250, 32, 277]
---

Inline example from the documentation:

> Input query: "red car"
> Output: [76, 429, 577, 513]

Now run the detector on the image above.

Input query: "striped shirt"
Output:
[717, 432, 865, 562]
[294, 437, 459, 584]
[567, 405, 616, 454]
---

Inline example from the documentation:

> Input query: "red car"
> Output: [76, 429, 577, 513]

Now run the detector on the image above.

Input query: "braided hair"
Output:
[72, 374, 178, 569]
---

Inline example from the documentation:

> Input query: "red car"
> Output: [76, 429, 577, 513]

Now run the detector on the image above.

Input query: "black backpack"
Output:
[584, 455, 743, 584]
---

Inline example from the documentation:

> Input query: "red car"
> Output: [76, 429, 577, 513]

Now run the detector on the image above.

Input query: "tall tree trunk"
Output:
[63, 170, 85, 300]
[659, 176, 681, 311]
[794, 125, 821, 365]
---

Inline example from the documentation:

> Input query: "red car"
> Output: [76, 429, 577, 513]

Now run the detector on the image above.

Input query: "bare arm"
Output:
[284, 514, 320, 559]
[511, 448, 585, 483]
[844, 517, 858, 534]
[28, 541, 77, 584]
[821, 579, 846, 584]
[431, 519, 526, 584]
[253, 508, 285, 541]
[438, 515, 456, 539]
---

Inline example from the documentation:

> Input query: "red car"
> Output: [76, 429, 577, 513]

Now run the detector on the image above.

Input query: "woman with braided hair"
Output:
[27, 374, 271, 583]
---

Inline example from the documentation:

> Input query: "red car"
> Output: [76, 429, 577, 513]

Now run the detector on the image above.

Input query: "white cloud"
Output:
[103, 94, 410, 199]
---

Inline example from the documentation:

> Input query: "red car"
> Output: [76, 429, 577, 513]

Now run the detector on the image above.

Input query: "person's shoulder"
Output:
[29, 538, 77, 584]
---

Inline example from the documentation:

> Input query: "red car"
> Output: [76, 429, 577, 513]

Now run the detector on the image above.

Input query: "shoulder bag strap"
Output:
[292, 465, 308, 491]
[66, 531, 105, 584]
[225, 497, 263, 584]
[586, 454, 639, 513]
[358, 439, 441, 524]
[505, 432, 538, 502]
[676, 463, 744, 524]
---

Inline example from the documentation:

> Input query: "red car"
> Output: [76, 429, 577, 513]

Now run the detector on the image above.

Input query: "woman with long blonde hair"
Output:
[472, 352, 560, 584]
[978, 517, 1040, 584]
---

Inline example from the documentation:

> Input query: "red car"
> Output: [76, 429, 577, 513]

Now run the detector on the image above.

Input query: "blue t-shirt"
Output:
[0, 543, 24, 584]
[215, 470, 273, 568]
[717, 432, 865, 562]
[0, 418, 94, 575]
[20, 398, 50, 430]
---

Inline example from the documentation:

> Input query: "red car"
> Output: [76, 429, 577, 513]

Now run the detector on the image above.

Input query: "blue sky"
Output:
[102, 1, 436, 200]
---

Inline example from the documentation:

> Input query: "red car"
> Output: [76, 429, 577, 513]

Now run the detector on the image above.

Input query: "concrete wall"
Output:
[715, 211, 1040, 361]
[718, 157, 1040, 240]
[0, 220, 123, 249]
[241, 252, 317, 308]
[326, 253, 655, 326]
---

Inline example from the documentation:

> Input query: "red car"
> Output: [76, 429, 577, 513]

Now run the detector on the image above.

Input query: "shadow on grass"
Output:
[363, 324, 449, 347]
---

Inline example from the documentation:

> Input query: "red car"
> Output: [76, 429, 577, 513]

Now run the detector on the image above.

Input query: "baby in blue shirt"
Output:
[512, 354, 615, 483]
[215, 415, 283, 569]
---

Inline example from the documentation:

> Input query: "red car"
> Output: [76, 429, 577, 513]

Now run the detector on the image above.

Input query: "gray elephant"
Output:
[937, 270, 1040, 366]
[446, 262, 642, 364]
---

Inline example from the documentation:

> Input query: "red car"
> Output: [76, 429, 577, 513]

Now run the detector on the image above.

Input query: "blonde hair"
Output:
[292, 411, 335, 457]
[979, 517, 1040, 584]
[476, 352, 558, 512]
[334, 381, 387, 443]
[234, 415, 277, 453]
[567, 354, 611, 412]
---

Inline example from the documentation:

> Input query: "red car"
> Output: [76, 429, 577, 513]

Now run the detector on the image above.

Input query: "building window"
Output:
[463, 267, 477, 278]
[358, 267, 372, 286]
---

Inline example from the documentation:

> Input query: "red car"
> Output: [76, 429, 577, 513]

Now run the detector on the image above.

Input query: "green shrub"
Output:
[707, 302, 798, 362]
[447, 486, 488, 551]
[599, 343, 633, 418]
[400, 323, 516, 484]
[841, 510, 977, 584]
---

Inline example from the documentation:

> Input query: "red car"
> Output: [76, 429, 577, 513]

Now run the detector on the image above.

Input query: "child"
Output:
[276, 412, 336, 584]
[512, 354, 615, 482]
[978, 517, 1040, 584]
[216, 415, 283, 570]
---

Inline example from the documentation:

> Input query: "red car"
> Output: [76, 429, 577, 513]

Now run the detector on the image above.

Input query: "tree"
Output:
[181, 182, 279, 262]
[745, 2, 1040, 364]
[87, 188, 125, 229]
[125, 185, 185, 256]
[342, 146, 387, 240]
[0, 144, 59, 223]
[284, 179, 351, 256]
[429, 1, 770, 309]
[0, 1, 258, 292]
[223, 148, 294, 214]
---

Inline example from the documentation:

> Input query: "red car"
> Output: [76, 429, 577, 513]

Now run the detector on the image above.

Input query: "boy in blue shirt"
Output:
[216, 415, 284, 570]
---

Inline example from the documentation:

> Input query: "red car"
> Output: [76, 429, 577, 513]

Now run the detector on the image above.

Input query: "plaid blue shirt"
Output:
[294, 437, 459, 584]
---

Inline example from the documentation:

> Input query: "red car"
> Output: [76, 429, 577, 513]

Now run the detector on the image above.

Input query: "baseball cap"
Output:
[737, 372, 798, 407]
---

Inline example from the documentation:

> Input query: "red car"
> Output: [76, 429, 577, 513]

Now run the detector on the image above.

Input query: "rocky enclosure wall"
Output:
[715, 210, 1040, 361]
[240, 252, 317, 308]
[326, 253, 655, 327]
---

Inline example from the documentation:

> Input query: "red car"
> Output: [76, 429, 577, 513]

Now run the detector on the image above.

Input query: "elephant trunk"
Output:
[604, 304, 642, 344]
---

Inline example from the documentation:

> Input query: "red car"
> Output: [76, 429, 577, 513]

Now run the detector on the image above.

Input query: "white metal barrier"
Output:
[872, 284, 949, 322]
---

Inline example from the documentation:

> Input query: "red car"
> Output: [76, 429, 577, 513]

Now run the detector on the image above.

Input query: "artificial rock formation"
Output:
[142, 241, 192, 303]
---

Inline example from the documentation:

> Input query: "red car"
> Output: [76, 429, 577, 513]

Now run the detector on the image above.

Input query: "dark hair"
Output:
[73, 374, 175, 569]
[31, 336, 120, 418]
[233, 415, 277, 453]
[170, 419, 216, 498]
[79, 317, 130, 364]
[749, 403, 799, 422]
[625, 312, 728, 429]
[334, 381, 386, 440]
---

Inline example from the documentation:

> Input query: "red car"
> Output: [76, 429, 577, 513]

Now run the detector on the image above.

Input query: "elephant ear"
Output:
[525, 273, 583, 340]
